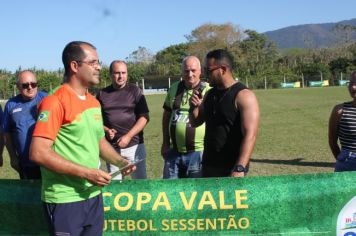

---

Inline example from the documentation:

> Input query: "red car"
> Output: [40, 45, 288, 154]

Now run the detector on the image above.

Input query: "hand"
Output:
[118, 134, 132, 148]
[105, 129, 117, 140]
[161, 143, 170, 158]
[85, 169, 112, 186]
[231, 171, 245, 178]
[190, 90, 203, 108]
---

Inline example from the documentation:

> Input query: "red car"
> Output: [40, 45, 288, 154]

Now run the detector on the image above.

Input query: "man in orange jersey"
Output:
[30, 41, 135, 236]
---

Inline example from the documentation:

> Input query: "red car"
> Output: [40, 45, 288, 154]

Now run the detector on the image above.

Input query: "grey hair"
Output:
[181, 56, 201, 71]
[16, 70, 36, 84]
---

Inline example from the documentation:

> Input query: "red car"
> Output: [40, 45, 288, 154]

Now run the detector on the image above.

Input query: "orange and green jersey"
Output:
[32, 84, 105, 203]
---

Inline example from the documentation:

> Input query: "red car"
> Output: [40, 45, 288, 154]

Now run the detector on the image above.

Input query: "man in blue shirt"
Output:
[0, 106, 4, 167]
[2, 70, 47, 179]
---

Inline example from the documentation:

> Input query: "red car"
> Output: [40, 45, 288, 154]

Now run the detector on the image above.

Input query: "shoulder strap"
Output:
[173, 81, 186, 110]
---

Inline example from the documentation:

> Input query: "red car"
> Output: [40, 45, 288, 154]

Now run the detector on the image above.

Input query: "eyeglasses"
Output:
[76, 60, 102, 67]
[204, 66, 222, 75]
[21, 82, 38, 89]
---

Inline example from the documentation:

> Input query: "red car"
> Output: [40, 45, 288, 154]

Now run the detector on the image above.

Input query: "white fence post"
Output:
[141, 78, 145, 94]
[264, 76, 267, 90]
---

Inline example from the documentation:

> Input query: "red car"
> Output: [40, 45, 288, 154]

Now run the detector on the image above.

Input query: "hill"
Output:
[264, 18, 356, 49]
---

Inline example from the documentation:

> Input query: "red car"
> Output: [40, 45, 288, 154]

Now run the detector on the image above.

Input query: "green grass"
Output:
[0, 87, 350, 179]
[145, 86, 350, 178]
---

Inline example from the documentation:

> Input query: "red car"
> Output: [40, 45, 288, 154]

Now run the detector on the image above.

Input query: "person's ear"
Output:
[70, 61, 79, 73]
[221, 65, 228, 75]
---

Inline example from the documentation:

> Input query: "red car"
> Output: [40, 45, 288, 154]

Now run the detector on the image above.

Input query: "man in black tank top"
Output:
[190, 49, 260, 177]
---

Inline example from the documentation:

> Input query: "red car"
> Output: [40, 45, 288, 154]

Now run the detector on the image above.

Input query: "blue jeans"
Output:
[335, 149, 356, 172]
[163, 149, 203, 179]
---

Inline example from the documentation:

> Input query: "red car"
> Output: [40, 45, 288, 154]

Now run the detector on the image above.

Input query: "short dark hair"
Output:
[62, 41, 96, 76]
[351, 71, 356, 79]
[206, 49, 234, 70]
[109, 60, 126, 74]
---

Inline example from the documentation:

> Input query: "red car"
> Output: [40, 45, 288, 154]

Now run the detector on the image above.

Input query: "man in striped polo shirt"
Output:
[329, 71, 356, 171]
[161, 56, 210, 178]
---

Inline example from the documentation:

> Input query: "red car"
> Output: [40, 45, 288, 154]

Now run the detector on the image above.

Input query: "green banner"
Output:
[309, 81, 324, 87]
[339, 80, 349, 86]
[0, 172, 355, 235]
[280, 82, 295, 88]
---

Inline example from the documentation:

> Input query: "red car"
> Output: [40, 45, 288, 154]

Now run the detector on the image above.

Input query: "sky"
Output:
[0, 0, 356, 72]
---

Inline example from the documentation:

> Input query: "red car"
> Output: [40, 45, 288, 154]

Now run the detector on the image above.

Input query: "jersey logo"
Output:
[12, 108, 22, 114]
[171, 110, 190, 125]
[93, 113, 101, 121]
[38, 111, 49, 122]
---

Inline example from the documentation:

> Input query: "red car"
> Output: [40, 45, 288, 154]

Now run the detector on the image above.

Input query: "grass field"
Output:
[0, 86, 350, 179]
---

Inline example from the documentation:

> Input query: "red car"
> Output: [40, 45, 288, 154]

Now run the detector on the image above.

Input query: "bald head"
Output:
[110, 60, 128, 89]
[182, 56, 201, 89]
[16, 70, 36, 84]
[16, 70, 38, 100]
[182, 56, 201, 71]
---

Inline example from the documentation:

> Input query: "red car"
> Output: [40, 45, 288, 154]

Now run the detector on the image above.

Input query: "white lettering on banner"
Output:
[103, 216, 250, 232]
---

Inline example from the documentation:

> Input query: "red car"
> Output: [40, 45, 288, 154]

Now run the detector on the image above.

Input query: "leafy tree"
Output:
[127, 46, 154, 64]
[151, 43, 189, 76]
[127, 62, 146, 82]
[186, 23, 244, 61]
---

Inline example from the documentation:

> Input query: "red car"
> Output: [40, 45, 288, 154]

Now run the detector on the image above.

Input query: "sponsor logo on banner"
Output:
[337, 196, 356, 236]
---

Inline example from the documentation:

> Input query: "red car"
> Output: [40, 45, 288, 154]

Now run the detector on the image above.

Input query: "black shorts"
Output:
[202, 163, 249, 177]
[43, 194, 104, 236]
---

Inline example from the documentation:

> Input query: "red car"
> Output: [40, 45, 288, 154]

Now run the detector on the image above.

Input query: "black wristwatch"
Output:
[232, 164, 246, 173]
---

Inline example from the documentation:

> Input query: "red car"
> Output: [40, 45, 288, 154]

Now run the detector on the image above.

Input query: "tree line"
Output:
[1, 23, 355, 98]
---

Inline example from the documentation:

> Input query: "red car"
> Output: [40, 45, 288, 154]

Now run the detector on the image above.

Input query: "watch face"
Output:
[237, 166, 245, 172]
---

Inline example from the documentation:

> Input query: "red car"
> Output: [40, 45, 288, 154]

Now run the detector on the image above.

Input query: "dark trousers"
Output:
[43, 194, 104, 236]
[19, 165, 41, 180]
[202, 163, 250, 177]
[202, 165, 231, 177]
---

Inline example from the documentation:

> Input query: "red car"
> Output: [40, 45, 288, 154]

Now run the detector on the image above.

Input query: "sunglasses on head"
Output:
[21, 82, 38, 89]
